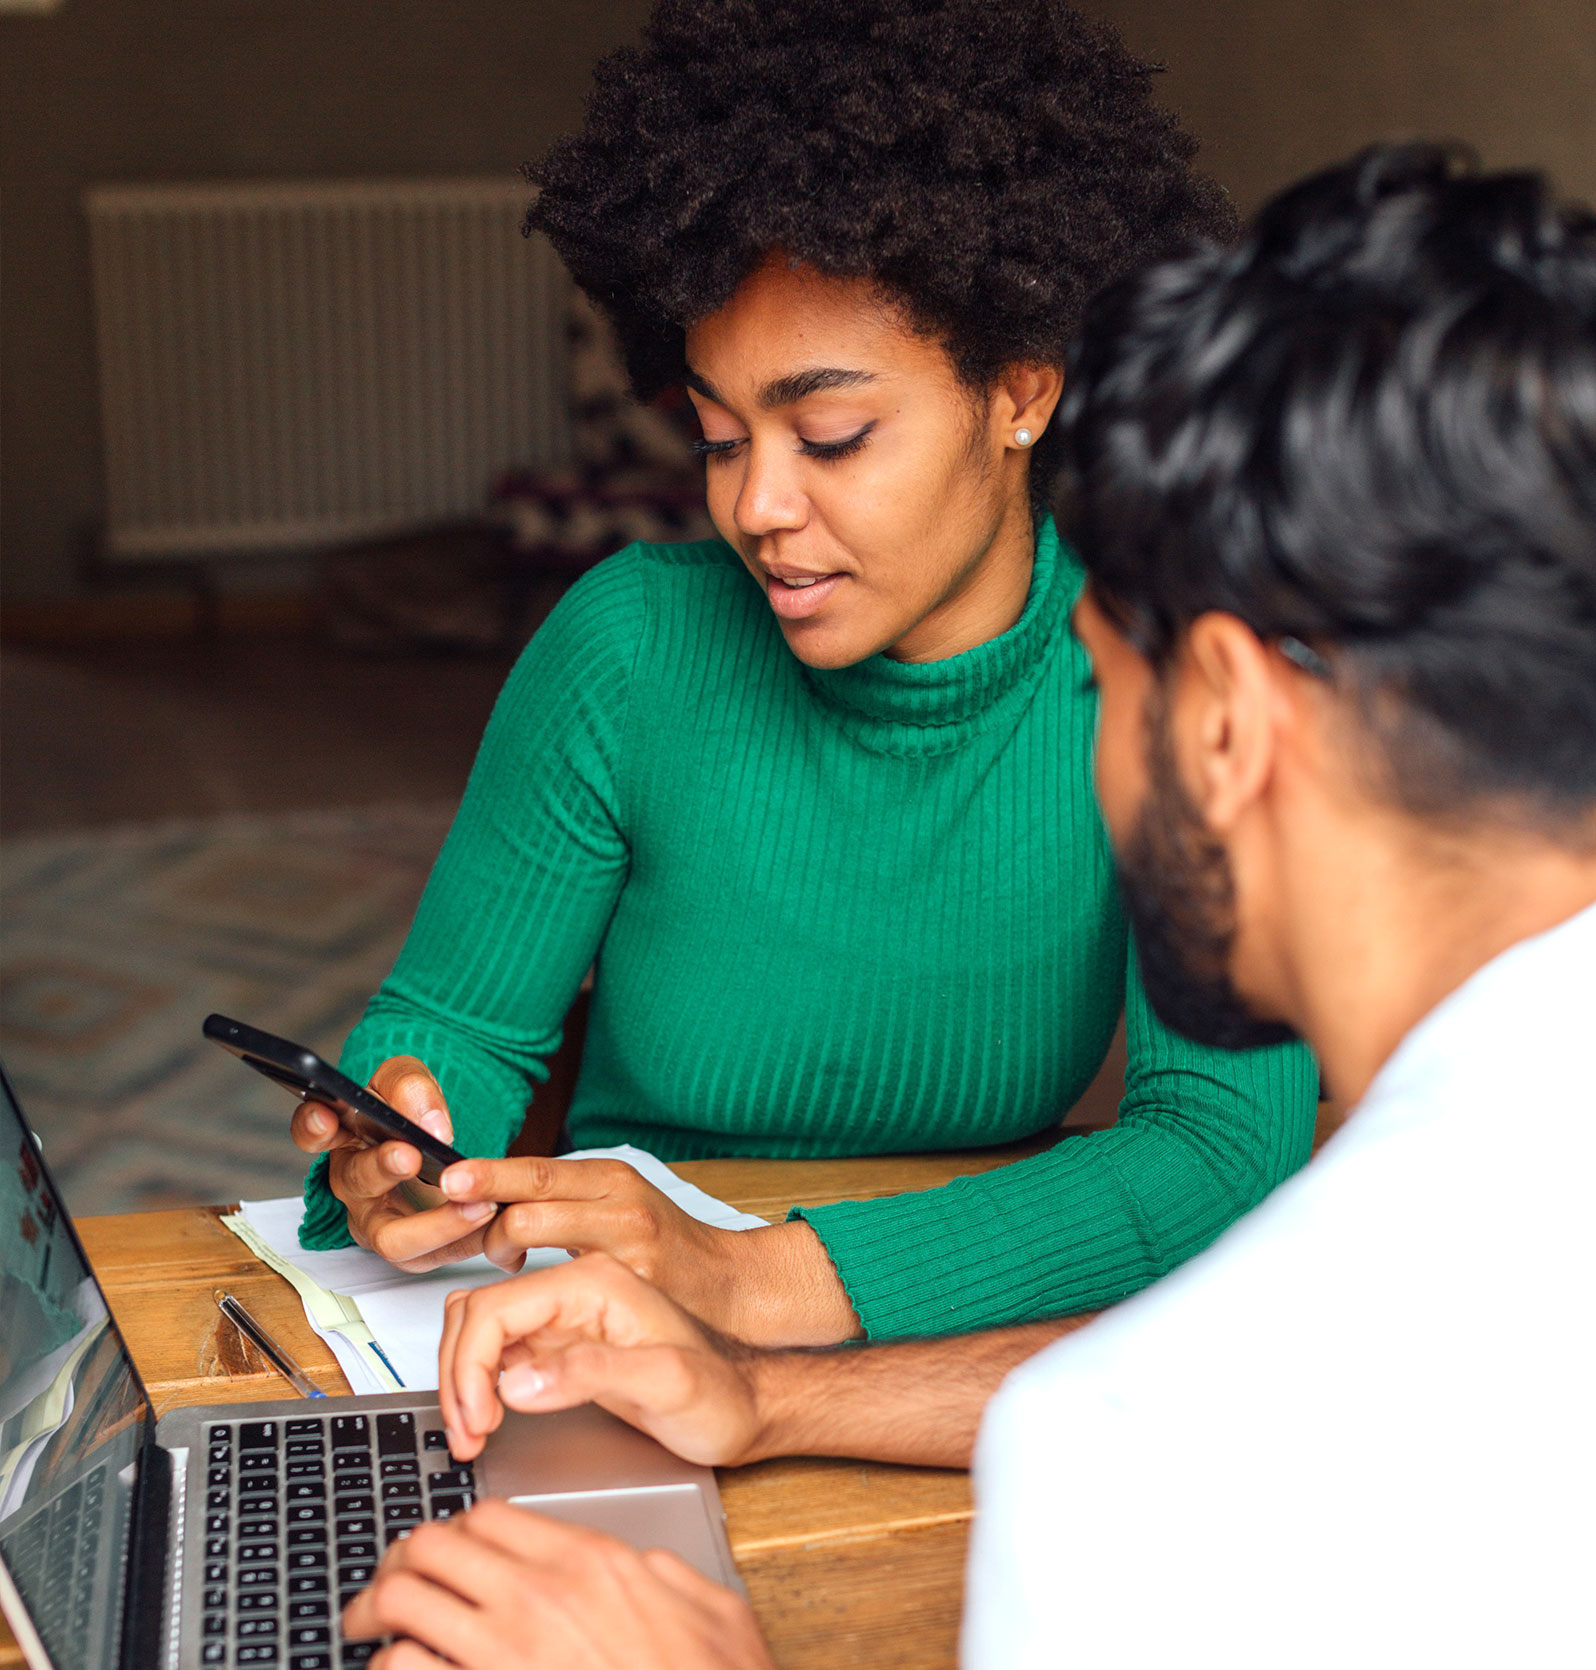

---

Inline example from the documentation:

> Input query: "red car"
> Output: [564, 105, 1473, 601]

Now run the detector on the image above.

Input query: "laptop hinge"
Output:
[119, 1436, 172, 1670]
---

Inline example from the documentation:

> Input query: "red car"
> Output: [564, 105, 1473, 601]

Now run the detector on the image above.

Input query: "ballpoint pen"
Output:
[215, 1290, 327, 1398]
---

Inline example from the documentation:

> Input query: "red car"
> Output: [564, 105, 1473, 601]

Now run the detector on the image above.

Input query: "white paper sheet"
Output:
[229, 1145, 767, 1394]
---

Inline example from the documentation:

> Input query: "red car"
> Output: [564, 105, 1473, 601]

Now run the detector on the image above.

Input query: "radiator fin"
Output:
[86, 178, 570, 559]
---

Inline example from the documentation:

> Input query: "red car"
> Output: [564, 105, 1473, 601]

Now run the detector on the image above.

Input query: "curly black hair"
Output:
[526, 0, 1236, 499]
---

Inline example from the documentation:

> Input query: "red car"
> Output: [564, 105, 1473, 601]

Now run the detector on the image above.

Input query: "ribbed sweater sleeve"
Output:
[298, 554, 645, 1249]
[791, 950, 1319, 1338]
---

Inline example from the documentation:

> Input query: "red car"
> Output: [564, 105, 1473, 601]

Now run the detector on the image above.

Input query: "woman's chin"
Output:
[776, 614, 891, 670]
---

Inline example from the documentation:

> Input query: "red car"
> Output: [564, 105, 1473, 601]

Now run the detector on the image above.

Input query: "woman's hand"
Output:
[437, 1252, 773, 1468]
[439, 1154, 861, 1345]
[290, 1056, 498, 1272]
[342, 1501, 774, 1670]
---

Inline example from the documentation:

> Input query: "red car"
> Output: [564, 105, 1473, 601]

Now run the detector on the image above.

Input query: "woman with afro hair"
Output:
[295, 0, 1318, 1353]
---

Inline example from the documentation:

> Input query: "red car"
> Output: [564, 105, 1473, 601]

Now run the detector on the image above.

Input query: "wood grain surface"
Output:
[1, 1143, 1061, 1670]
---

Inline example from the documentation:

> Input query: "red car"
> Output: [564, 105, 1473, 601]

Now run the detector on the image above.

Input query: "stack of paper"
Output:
[222, 1146, 767, 1395]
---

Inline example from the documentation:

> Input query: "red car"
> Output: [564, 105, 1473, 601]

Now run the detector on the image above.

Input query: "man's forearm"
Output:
[742, 1315, 1094, 1469]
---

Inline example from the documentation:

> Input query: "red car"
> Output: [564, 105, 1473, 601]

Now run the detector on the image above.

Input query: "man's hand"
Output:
[439, 1153, 861, 1345]
[291, 1056, 497, 1272]
[342, 1502, 773, 1670]
[438, 1253, 772, 1467]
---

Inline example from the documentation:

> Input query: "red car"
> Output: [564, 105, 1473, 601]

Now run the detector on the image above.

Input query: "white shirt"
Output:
[965, 902, 1596, 1669]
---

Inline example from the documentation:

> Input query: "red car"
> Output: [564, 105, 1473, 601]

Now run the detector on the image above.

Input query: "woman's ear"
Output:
[995, 364, 1065, 441]
[1173, 613, 1286, 834]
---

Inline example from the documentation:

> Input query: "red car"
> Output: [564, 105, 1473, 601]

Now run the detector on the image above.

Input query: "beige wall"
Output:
[1082, 0, 1596, 212]
[0, 0, 651, 599]
[4, 0, 1593, 599]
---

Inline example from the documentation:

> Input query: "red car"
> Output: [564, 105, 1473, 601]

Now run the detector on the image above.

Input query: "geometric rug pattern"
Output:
[0, 804, 452, 1216]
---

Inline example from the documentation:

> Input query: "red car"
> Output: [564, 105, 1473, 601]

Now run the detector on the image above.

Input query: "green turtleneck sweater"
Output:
[302, 520, 1317, 1337]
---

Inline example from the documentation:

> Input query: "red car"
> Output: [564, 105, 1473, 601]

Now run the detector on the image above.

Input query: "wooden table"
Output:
[1, 1139, 1070, 1670]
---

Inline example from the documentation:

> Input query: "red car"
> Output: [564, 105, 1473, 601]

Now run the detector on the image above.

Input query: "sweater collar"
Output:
[802, 515, 1074, 749]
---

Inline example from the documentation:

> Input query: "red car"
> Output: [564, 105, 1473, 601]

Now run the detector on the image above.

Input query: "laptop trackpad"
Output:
[510, 1484, 724, 1575]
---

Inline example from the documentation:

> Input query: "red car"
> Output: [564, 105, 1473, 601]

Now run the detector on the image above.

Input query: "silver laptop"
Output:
[0, 1062, 741, 1670]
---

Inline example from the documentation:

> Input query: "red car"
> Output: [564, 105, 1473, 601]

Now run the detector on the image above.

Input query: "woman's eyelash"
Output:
[800, 426, 873, 461]
[688, 425, 876, 464]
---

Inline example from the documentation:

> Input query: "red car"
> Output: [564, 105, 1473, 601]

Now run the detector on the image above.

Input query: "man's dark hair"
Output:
[1061, 143, 1596, 828]
[526, 0, 1236, 500]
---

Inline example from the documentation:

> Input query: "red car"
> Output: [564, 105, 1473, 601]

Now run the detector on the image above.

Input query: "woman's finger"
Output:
[439, 1154, 642, 1205]
[365, 1200, 498, 1270]
[368, 1057, 453, 1140]
[331, 1138, 424, 1204]
[483, 1199, 653, 1260]
[290, 1099, 363, 1155]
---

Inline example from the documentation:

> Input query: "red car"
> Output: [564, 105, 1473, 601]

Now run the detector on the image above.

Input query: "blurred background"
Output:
[2, 0, 1593, 1216]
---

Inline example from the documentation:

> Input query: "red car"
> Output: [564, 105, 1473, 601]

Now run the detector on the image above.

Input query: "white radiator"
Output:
[85, 177, 571, 559]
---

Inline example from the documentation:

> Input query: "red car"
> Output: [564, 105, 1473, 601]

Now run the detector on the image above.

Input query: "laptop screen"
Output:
[0, 1069, 151, 1669]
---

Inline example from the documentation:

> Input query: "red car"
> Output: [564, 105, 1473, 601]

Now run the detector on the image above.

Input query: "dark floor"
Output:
[1, 630, 521, 837]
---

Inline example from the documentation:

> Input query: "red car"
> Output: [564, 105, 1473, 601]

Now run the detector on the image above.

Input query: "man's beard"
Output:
[1115, 702, 1298, 1052]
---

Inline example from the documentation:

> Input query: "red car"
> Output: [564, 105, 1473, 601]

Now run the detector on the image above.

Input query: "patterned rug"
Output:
[0, 804, 453, 1216]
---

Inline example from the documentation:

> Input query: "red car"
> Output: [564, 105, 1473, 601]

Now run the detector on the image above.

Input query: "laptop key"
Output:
[237, 1645, 280, 1664]
[381, 1479, 420, 1502]
[286, 1439, 325, 1459]
[289, 1573, 330, 1596]
[287, 1460, 326, 1480]
[383, 1502, 423, 1526]
[422, 1428, 449, 1450]
[426, 1466, 473, 1492]
[207, 1488, 230, 1511]
[291, 1655, 334, 1670]
[240, 1517, 278, 1539]
[379, 1457, 419, 1479]
[207, 1466, 231, 1489]
[237, 1616, 280, 1638]
[203, 1613, 227, 1636]
[238, 1566, 277, 1588]
[289, 1548, 329, 1572]
[286, 1419, 322, 1436]
[287, 1481, 326, 1502]
[336, 1516, 377, 1539]
[288, 1525, 326, 1547]
[290, 1598, 330, 1620]
[336, 1539, 377, 1562]
[428, 1493, 467, 1520]
[205, 1562, 228, 1583]
[238, 1422, 279, 1451]
[287, 1503, 328, 1526]
[334, 1493, 374, 1516]
[239, 1541, 280, 1563]
[205, 1537, 228, 1559]
[290, 1625, 333, 1648]
[337, 1561, 375, 1588]
[375, 1413, 416, 1456]
[202, 1643, 226, 1665]
[330, 1416, 369, 1451]
[204, 1586, 226, 1610]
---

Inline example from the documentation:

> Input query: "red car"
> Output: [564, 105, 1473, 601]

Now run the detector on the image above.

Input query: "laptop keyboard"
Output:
[1, 1463, 108, 1665]
[199, 1411, 476, 1668]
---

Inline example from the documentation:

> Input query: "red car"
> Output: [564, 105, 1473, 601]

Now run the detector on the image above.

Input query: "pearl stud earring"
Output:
[1015, 428, 1034, 447]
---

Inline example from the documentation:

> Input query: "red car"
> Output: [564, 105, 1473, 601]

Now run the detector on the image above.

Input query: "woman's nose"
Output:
[732, 442, 808, 539]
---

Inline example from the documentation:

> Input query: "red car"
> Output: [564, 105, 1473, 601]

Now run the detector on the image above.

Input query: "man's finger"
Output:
[342, 1566, 491, 1662]
[445, 1257, 689, 1448]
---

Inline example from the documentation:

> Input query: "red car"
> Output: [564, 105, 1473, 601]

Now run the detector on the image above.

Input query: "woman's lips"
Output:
[765, 571, 846, 619]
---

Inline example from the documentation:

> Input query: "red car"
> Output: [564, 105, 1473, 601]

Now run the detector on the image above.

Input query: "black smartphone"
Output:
[203, 1013, 467, 1186]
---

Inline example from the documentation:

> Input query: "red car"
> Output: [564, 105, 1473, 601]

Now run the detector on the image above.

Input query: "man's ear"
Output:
[1172, 614, 1287, 833]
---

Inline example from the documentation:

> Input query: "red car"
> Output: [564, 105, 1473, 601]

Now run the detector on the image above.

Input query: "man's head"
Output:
[1064, 144, 1596, 1056]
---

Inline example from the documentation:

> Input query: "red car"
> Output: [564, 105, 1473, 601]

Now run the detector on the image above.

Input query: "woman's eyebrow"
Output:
[683, 365, 877, 409]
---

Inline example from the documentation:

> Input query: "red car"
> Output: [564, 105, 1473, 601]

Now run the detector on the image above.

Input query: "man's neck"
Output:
[1267, 806, 1596, 1109]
